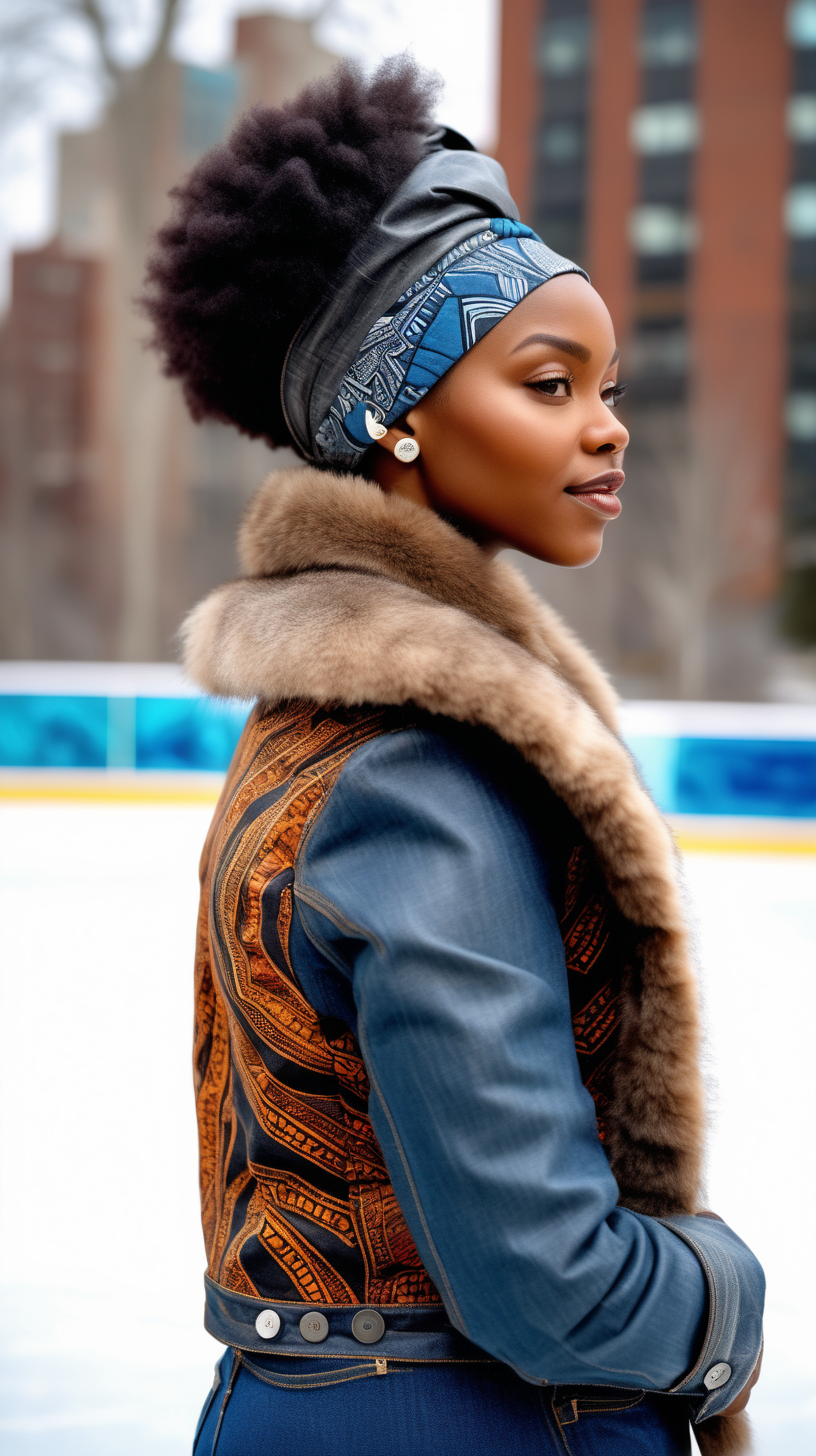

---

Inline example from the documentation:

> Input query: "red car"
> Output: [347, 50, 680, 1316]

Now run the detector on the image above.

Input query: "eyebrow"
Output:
[510, 332, 591, 363]
[609, 347, 620, 366]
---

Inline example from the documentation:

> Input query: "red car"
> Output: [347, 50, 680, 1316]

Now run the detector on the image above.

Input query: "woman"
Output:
[144, 60, 763, 1456]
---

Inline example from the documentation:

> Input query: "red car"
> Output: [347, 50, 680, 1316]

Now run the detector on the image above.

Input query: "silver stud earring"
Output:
[394, 437, 420, 464]
[365, 409, 387, 441]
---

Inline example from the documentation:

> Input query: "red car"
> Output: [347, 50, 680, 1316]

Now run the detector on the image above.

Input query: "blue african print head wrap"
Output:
[280, 137, 588, 468]
[316, 221, 584, 466]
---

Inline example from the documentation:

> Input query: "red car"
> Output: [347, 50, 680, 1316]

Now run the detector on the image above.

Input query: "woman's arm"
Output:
[293, 720, 764, 1409]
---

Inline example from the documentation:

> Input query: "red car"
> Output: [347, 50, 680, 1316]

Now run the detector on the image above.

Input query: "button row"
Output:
[255, 1307, 386, 1345]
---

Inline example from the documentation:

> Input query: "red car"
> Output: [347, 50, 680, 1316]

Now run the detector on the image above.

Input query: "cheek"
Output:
[429, 382, 572, 482]
[420, 385, 610, 565]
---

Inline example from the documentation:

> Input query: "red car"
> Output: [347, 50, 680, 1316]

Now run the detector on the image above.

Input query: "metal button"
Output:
[351, 1309, 385, 1345]
[299, 1311, 329, 1343]
[255, 1308, 281, 1340]
[704, 1362, 732, 1390]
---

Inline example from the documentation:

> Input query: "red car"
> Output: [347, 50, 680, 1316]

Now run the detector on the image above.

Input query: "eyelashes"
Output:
[527, 374, 572, 396]
[527, 376, 628, 408]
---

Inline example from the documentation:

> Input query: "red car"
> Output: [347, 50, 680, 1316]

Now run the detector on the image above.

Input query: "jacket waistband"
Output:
[204, 1275, 495, 1363]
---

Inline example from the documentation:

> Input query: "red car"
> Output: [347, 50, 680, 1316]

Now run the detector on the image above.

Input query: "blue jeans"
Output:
[193, 1348, 692, 1455]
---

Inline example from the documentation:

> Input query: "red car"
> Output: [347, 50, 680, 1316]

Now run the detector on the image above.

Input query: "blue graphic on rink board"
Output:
[624, 733, 816, 818]
[1, 668, 816, 816]
[0, 694, 248, 772]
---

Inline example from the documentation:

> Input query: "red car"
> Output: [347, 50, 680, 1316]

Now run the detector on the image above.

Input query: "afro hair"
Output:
[142, 57, 439, 450]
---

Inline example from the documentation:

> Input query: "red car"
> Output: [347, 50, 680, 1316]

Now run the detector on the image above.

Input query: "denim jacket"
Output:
[294, 719, 764, 1417]
[186, 466, 764, 1438]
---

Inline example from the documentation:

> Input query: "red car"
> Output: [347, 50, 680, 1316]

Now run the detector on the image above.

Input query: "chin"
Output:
[522, 535, 605, 568]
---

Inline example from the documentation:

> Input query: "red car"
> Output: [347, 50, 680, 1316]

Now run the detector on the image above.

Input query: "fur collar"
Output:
[184, 465, 705, 1218]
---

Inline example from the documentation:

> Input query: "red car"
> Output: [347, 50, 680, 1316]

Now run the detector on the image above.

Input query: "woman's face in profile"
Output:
[373, 272, 629, 567]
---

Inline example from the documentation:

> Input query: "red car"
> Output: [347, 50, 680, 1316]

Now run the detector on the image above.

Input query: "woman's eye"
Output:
[528, 375, 572, 397]
[602, 382, 628, 408]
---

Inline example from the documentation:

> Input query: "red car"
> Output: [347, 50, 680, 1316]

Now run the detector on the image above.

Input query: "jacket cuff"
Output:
[657, 1215, 765, 1422]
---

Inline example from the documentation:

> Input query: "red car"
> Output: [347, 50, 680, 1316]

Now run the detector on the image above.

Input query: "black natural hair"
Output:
[142, 57, 439, 450]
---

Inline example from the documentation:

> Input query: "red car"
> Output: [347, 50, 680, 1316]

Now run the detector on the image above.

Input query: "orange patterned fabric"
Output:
[194, 702, 629, 1308]
[194, 700, 441, 1307]
[558, 843, 629, 1145]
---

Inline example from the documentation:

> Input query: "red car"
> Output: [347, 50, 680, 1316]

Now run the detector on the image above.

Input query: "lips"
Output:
[565, 469, 624, 518]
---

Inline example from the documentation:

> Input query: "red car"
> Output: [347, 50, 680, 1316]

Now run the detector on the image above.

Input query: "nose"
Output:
[585, 407, 629, 456]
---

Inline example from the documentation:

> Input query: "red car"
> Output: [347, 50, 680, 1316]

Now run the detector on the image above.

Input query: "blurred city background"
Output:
[3, 0, 816, 700]
[0, 3, 814, 1455]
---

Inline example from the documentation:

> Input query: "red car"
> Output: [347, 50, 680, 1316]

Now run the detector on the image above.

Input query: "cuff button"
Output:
[704, 1362, 732, 1390]
[255, 1309, 281, 1340]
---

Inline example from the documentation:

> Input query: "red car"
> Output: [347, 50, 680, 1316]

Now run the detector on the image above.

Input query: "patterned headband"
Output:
[316, 220, 586, 467]
[280, 142, 587, 469]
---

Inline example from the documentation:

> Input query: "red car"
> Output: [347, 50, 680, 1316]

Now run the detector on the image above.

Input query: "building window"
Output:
[640, 5, 697, 68]
[630, 204, 698, 254]
[782, 1, 816, 643]
[788, 93, 816, 140]
[532, 0, 592, 268]
[630, 102, 699, 154]
[787, 391, 816, 439]
[626, 323, 688, 378]
[627, 0, 698, 401]
[542, 120, 585, 163]
[787, 183, 816, 236]
[788, 1, 816, 49]
[540, 13, 592, 75]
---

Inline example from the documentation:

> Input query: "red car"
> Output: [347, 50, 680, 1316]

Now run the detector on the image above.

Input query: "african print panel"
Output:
[556, 837, 634, 1147]
[194, 701, 441, 1308]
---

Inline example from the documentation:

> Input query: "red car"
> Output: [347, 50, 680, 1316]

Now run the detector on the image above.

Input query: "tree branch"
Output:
[146, 0, 183, 68]
[77, 0, 121, 81]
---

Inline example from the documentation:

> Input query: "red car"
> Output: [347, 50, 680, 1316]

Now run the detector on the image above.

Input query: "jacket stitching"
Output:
[294, 883, 386, 959]
[356, 1018, 469, 1336]
[656, 1219, 718, 1402]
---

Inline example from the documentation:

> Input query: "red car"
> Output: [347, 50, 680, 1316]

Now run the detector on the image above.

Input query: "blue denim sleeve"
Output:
[293, 722, 756, 1392]
[657, 1216, 765, 1421]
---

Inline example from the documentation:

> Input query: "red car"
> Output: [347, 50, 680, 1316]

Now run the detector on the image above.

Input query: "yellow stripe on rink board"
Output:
[0, 772, 224, 804]
[675, 834, 816, 855]
[669, 815, 816, 855]
[2, 780, 816, 852]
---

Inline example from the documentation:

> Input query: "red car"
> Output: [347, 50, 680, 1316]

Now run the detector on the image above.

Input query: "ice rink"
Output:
[0, 791, 814, 1454]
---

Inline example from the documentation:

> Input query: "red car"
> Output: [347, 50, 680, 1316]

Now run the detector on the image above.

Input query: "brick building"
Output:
[498, 0, 815, 698]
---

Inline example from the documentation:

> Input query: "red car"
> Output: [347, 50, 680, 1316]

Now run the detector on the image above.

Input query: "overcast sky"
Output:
[0, 0, 499, 310]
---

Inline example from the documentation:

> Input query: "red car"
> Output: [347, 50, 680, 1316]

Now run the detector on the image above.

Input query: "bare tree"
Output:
[0, 2, 181, 132]
[0, 0, 351, 659]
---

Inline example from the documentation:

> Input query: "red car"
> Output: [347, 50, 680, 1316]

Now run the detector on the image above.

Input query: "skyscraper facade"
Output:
[498, 0, 811, 699]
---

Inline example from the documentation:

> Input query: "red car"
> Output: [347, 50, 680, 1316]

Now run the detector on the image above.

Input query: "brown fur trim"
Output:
[238, 467, 620, 731]
[696, 1412, 753, 1456]
[185, 467, 705, 1214]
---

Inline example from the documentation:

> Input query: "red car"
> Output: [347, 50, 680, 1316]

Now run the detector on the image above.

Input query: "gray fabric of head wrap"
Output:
[280, 134, 588, 468]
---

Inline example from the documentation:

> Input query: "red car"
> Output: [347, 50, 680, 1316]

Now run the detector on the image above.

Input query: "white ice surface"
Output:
[0, 800, 814, 1453]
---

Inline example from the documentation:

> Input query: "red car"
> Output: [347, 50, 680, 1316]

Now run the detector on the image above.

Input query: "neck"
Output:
[371, 452, 504, 556]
